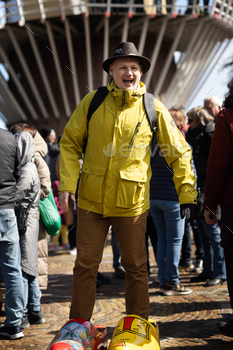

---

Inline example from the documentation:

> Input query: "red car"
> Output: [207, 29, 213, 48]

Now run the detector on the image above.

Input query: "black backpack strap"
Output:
[27, 191, 38, 213]
[83, 86, 109, 153]
[87, 86, 109, 124]
[143, 92, 159, 164]
[143, 92, 157, 134]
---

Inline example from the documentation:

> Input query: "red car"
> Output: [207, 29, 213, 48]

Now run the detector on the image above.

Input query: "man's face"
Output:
[109, 57, 143, 91]
[204, 99, 221, 119]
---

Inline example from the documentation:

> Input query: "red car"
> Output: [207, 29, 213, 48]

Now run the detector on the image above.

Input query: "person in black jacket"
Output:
[41, 126, 60, 183]
[0, 128, 24, 340]
[186, 107, 226, 287]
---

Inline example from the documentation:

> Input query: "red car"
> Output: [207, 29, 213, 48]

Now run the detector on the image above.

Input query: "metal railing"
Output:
[211, 0, 233, 22]
[0, 0, 232, 29]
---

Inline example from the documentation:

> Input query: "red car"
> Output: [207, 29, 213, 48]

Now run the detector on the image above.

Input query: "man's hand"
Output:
[180, 204, 197, 221]
[204, 209, 218, 224]
[59, 192, 76, 212]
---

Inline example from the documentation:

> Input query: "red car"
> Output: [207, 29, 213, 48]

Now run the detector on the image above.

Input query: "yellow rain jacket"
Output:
[59, 80, 197, 217]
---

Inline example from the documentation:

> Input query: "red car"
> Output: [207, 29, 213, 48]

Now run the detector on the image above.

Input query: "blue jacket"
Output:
[150, 141, 197, 201]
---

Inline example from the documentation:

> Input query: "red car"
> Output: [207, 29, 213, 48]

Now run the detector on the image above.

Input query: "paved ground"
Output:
[1, 239, 233, 349]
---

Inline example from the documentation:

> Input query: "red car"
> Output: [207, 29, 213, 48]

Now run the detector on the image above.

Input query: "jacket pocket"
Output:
[79, 160, 106, 204]
[116, 168, 147, 209]
[0, 212, 19, 243]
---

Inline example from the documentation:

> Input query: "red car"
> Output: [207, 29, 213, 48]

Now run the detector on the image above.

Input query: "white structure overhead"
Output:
[0, 0, 232, 126]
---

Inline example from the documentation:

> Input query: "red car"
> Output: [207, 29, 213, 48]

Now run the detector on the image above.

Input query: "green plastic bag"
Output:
[39, 188, 61, 236]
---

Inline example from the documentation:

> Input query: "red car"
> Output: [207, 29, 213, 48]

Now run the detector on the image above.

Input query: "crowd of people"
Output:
[0, 41, 232, 340]
[91, 0, 211, 15]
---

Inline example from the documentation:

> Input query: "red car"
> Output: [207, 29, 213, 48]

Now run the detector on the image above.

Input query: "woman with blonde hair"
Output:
[187, 106, 214, 129]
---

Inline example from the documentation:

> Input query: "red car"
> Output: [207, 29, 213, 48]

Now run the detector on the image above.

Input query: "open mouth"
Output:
[123, 79, 134, 84]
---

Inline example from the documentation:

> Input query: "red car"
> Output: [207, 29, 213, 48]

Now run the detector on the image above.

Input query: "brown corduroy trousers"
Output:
[70, 208, 149, 321]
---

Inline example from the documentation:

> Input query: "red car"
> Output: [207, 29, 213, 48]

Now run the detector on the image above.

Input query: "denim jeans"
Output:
[22, 271, 41, 314]
[150, 199, 185, 286]
[0, 209, 24, 327]
[195, 218, 226, 279]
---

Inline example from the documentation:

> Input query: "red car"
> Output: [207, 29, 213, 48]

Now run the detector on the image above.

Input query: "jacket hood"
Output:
[187, 121, 215, 138]
[107, 79, 146, 107]
[34, 130, 48, 158]
[14, 131, 35, 167]
[196, 120, 215, 134]
[203, 120, 215, 133]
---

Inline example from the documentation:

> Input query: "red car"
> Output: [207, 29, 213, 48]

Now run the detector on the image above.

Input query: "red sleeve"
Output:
[52, 180, 64, 215]
[203, 110, 232, 211]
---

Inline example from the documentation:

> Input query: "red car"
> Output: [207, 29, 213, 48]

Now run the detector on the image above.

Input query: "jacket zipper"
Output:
[129, 122, 141, 149]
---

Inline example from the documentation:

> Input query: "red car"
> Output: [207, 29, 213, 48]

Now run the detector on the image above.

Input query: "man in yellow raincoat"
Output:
[59, 42, 197, 322]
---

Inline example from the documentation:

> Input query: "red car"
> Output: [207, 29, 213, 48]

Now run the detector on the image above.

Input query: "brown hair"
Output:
[168, 108, 186, 130]
[9, 123, 36, 138]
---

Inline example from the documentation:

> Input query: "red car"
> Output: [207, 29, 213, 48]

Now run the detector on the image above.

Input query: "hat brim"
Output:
[102, 54, 151, 74]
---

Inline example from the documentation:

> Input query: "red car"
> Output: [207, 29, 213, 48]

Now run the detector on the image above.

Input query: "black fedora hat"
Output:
[102, 42, 151, 74]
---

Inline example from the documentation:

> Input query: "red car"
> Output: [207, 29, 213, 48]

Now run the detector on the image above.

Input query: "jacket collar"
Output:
[107, 79, 146, 108]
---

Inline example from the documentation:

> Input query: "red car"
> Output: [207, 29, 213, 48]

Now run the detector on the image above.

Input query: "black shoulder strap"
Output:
[84, 88, 158, 158]
[87, 86, 109, 125]
[27, 191, 37, 213]
[143, 92, 160, 163]
[88, 89, 158, 132]
[83, 86, 109, 153]
[143, 92, 157, 134]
